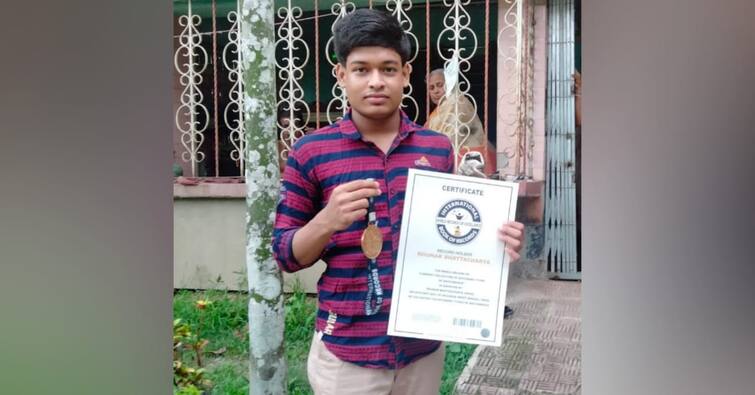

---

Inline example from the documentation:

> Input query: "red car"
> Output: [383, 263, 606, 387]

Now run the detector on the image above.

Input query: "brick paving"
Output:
[455, 279, 582, 395]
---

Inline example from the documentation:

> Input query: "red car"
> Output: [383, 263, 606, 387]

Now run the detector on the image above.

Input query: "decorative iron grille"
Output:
[172, 0, 533, 179]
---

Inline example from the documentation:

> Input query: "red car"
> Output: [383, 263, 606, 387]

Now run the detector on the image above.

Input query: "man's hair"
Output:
[333, 8, 411, 65]
[426, 68, 445, 82]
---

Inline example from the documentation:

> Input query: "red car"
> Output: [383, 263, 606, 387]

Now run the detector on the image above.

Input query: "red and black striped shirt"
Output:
[273, 110, 454, 369]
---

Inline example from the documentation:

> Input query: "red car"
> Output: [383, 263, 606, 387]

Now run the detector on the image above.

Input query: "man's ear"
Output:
[402, 62, 412, 87]
[335, 63, 345, 87]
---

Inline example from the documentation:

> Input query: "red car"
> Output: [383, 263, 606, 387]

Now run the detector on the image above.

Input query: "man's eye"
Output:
[385, 68, 397, 73]
[354, 68, 366, 73]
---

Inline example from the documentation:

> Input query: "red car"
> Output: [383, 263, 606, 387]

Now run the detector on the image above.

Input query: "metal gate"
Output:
[173, 0, 537, 179]
[544, 0, 579, 279]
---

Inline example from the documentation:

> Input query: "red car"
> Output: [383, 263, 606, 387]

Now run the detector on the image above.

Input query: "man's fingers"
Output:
[347, 209, 368, 223]
[343, 198, 370, 213]
[338, 179, 381, 193]
[342, 186, 381, 204]
[499, 234, 522, 250]
[506, 248, 520, 262]
[499, 225, 522, 239]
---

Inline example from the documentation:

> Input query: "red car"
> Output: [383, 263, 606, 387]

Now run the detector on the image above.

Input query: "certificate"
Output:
[387, 169, 518, 346]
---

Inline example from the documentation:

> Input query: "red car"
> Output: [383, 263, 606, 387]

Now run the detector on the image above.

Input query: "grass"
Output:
[173, 286, 475, 394]
[440, 342, 477, 394]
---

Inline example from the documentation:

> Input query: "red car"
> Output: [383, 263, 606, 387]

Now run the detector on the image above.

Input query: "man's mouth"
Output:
[364, 94, 389, 104]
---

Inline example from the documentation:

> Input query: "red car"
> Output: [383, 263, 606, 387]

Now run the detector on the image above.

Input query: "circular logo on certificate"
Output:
[435, 200, 482, 245]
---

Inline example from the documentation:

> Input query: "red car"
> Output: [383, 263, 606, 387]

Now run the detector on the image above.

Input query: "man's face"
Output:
[335, 46, 411, 120]
[428, 72, 445, 105]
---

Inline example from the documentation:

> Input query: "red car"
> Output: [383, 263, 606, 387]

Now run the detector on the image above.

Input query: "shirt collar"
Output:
[339, 109, 423, 141]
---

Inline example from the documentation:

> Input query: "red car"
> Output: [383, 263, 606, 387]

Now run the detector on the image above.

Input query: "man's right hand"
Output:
[290, 179, 381, 267]
[316, 179, 381, 233]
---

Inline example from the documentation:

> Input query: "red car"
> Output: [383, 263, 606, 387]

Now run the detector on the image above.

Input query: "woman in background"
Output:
[424, 68, 496, 174]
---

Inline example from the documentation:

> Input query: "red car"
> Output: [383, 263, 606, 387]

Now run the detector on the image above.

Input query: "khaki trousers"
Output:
[306, 332, 445, 395]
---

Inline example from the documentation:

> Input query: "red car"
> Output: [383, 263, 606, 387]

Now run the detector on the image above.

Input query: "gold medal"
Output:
[360, 224, 383, 260]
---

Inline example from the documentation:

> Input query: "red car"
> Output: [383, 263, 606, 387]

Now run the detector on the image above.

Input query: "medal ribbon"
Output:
[364, 194, 383, 316]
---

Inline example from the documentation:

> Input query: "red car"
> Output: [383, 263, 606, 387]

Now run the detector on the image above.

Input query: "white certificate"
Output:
[387, 169, 518, 346]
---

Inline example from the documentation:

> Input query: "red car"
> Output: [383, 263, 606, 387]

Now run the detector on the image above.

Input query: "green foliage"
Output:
[173, 318, 211, 391]
[440, 342, 477, 395]
[174, 289, 249, 357]
[204, 361, 248, 395]
[284, 281, 316, 395]
[173, 287, 476, 395]
[173, 287, 316, 394]
[174, 384, 202, 395]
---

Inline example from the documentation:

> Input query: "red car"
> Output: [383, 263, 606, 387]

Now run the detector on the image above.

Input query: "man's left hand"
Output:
[498, 221, 525, 262]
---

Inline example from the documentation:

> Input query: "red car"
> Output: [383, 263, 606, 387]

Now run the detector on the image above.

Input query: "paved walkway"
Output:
[455, 279, 582, 395]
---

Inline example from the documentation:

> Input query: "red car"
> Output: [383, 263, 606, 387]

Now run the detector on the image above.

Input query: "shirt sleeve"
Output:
[444, 136, 456, 174]
[272, 141, 321, 273]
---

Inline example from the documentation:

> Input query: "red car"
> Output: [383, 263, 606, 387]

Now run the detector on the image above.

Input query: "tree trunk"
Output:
[240, 1, 287, 393]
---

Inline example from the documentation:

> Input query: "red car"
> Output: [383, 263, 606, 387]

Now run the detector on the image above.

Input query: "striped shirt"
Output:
[272, 110, 454, 369]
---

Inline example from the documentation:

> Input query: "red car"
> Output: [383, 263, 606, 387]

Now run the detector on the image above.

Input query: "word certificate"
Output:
[387, 169, 518, 346]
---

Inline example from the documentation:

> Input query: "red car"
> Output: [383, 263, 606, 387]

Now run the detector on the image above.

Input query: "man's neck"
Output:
[351, 109, 400, 139]
[350, 109, 401, 153]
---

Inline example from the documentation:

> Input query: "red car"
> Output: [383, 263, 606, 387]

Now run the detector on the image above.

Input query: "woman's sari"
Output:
[424, 89, 496, 174]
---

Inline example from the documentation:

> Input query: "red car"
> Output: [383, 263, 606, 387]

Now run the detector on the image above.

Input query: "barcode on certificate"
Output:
[452, 318, 482, 328]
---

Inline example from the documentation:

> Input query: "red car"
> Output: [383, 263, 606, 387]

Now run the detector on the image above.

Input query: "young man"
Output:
[273, 9, 525, 395]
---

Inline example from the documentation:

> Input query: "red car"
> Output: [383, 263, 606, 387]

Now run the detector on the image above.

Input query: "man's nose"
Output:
[368, 70, 385, 89]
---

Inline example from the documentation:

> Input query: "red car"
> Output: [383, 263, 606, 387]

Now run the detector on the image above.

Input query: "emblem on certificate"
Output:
[435, 200, 483, 244]
[387, 169, 519, 346]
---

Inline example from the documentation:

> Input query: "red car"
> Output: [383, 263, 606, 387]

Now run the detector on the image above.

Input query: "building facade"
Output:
[172, 0, 581, 291]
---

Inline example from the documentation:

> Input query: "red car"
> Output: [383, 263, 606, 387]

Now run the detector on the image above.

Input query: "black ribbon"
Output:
[364, 192, 383, 316]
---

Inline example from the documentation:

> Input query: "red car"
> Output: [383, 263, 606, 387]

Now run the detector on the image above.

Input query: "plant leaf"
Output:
[210, 346, 227, 356]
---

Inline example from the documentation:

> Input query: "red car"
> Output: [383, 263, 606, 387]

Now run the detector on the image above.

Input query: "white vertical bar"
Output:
[554, 0, 560, 274]
[543, 2, 554, 272]
[188, 0, 197, 176]
[555, 1, 564, 273]
[567, 0, 574, 274]
[569, 0, 576, 275]
[547, 0, 553, 272]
